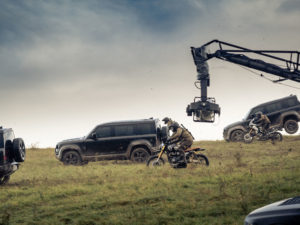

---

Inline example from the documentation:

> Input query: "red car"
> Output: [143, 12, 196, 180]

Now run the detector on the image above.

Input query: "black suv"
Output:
[244, 196, 300, 225]
[223, 95, 300, 141]
[0, 127, 26, 185]
[55, 119, 167, 165]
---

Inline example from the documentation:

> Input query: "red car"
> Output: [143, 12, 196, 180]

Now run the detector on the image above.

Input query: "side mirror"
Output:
[91, 132, 97, 139]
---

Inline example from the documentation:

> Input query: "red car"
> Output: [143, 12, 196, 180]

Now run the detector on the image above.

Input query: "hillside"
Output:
[1, 137, 300, 225]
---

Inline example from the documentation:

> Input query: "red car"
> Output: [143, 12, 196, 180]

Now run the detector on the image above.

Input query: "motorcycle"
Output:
[244, 120, 283, 143]
[146, 142, 209, 168]
[185, 147, 209, 166]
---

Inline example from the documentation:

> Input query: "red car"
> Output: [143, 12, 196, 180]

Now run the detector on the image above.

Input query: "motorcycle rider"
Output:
[253, 111, 271, 134]
[162, 117, 175, 127]
[167, 122, 194, 167]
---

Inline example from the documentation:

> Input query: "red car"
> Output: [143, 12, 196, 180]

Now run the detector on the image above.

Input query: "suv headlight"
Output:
[55, 145, 60, 154]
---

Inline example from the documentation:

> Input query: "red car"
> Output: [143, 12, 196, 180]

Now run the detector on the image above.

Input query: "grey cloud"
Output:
[278, 0, 300, 13]
[1, 0, 299, 92]
[0, 0, 202, 47]
[1, 0, 300, 147]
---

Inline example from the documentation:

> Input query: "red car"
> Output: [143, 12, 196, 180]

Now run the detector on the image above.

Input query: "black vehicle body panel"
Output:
[55, 119, 162, 162]
[244, 197, 300, 225]
[0, 128, 19, 177]
[223, 95, 300, 141]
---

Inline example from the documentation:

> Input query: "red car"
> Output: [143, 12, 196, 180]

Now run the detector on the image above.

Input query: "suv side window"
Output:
[283, 98, 297, 108]
[114, 125, 134, 136]
[7, 131, 15, 141]
[0, 135, 4, 148]
[3, 131, 15, 146]
[95, 126, 112, 138]
[265, 103, 279, 113]
[135, 123, 155, 135]
[249, 107, 265, 117]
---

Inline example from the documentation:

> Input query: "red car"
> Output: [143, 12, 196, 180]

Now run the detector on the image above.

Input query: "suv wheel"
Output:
[13, 138, 26, 162]
[0, 175, 10, 185]
[131, 148, 150, 163]
[284, 120, 299, 134]
[62, 151, 82, 165]
[230, 130, 244, 142]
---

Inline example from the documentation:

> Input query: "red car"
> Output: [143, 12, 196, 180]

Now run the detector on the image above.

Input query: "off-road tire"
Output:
[271, 132, 283, 142]
[244, 133, 254, 143]
[12, 138, 26, 162]
[0, 175, 10, 185]
[192, 153, 209, 166]
[130, 147, 150, 163]
[284, 119, 299, 134]
[230, 130, 244, 142]
[62, 151, 82, 166]
[146, 156, 165, 167]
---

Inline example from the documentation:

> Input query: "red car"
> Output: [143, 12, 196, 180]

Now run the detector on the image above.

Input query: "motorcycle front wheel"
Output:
[146, 156, 165, 167]
[191, 153, 209, 166]
[244, 133, 253, 143]
[271, 132, 283, 142]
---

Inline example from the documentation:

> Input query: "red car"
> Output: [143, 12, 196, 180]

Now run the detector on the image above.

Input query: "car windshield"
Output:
[243, 109, 252, 120]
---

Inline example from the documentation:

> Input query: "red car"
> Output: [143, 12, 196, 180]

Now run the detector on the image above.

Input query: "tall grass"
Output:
[1, 136, 300, 225]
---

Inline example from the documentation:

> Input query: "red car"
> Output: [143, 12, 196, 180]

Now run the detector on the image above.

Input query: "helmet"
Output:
[169, 122, 180, 130]
[162, 117, 170, 124]
[255, 111, 263, 118]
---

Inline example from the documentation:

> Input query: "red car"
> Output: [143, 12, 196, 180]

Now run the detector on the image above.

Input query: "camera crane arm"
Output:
[187, 39, 300, 123]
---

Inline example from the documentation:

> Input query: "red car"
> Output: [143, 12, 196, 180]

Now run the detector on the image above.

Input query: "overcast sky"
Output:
[1, 0, 300, 147]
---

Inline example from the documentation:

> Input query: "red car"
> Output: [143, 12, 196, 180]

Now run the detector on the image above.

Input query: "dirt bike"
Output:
[244, 120, 283, 143]
[185, 147, 209, 166]
[146, 142, 209, 168]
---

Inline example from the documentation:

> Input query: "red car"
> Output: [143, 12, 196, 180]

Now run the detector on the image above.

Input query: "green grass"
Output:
[1, 136, 300, 225]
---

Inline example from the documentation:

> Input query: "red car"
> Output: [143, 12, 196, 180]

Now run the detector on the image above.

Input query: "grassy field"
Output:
[1, 137, 300, 225]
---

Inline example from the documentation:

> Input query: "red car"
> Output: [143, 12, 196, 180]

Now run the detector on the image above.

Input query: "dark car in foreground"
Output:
[0, 126, 26, 185]
[244, 196, 300, 225]
[223, 95, 300, 141]
[55, 119, 168, 165]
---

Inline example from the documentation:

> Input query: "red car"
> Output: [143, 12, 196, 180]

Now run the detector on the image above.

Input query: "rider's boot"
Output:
[175, 149, 187, 168]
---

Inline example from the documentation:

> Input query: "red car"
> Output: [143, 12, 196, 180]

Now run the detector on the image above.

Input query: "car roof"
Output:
[253, 95, 298, 108]
[99, 118, 159, 126]
[0, 127, 13, 133]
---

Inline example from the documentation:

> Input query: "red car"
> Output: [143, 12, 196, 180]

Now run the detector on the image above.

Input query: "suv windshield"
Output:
[243, 109, 252, 120]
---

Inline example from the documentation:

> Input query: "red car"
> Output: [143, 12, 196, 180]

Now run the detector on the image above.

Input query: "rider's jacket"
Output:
[254, 114, 271, 125]
[166, 119, 175, 127]
[169, 127, 193, 143]
[261, 115, 271, 125]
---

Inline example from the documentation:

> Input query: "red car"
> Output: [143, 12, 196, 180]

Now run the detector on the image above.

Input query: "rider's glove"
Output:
[166, 138, 172, 144]
[173, 146, 179, 151]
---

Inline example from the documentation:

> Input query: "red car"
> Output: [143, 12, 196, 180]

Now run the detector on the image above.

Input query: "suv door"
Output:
[85, 126, 115, 156]
[264, 102, 283, 125]
[112, 124, 136, 154]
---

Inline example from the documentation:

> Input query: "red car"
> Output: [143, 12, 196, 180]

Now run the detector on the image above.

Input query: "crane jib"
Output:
[186, 39, 300, 123]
